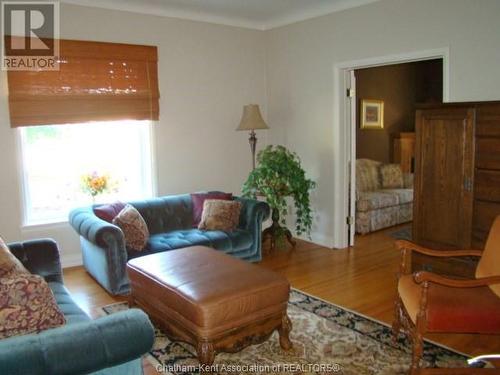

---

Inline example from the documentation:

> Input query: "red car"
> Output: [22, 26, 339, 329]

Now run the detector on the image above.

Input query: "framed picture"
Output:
[361, 99, 384, 129]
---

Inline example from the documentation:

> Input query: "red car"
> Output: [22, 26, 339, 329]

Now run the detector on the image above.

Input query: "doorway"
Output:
[334, 50, 449, 248]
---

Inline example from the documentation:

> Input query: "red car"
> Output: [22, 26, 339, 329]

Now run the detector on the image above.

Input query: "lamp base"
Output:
[249, 130, 257, 170]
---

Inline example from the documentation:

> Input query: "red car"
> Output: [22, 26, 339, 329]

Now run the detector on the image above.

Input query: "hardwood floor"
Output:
[64, 224, 499, 373]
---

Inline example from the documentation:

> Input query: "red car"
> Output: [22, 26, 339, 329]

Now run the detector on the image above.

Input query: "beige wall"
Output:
[0, 3, 267, 265]
[2, 0, 500, 264]
[266, 0, 500, 247]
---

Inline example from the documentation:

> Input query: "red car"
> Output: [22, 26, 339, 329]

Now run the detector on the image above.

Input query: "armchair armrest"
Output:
[395, 240, 483, 258]
[395, 240, 483, 275]
[414, 271, 500, 288]
[8, 239, 63, 283]
[0, 309, 154, 375]
[69, 206, 124, 249]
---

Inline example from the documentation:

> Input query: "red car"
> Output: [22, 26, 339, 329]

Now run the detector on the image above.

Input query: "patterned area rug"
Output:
[390, 226, 412, 241]
[103, 289, 469, 375]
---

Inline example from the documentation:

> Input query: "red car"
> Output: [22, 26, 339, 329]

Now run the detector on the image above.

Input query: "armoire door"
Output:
[413, 107, 475, 249]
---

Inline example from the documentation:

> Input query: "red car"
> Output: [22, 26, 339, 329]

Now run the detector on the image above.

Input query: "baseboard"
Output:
[295, 231, 335, 249]
[61, 252, 83, 268]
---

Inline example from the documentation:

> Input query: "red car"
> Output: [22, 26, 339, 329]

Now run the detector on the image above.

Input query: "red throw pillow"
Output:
[191, 192, 232, 227]
[93, 201, 126, 223]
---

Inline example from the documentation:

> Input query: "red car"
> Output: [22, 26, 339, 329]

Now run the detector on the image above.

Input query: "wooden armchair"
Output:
[392, 216, 500, 375]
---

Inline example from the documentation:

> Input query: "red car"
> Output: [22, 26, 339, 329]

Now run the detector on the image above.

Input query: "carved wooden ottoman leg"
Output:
[278, 313, 293, 350]
[197, 340, 215, 366]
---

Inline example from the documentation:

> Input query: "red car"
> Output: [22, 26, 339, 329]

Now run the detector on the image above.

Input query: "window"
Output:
[19, 120, 154, 225]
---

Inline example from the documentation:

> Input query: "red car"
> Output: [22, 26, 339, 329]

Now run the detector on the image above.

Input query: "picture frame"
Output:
[361, 99, 384, 129]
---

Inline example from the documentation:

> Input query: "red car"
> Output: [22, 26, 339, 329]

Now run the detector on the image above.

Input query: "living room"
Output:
[1, 1, 499, 374]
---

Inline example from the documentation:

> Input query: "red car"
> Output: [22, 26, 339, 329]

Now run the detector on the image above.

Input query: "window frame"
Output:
[16, 121, 157, 228]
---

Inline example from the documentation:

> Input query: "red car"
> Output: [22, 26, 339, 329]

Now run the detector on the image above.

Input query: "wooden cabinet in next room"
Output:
[413, 107, 475, 249]
[412, 102, 500, 276]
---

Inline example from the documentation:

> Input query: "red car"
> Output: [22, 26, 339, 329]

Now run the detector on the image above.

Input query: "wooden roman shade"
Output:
[7, 38, 159, 127]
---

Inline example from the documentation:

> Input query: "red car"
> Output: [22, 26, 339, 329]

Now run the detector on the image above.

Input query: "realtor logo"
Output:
[1, 1, 60, 70]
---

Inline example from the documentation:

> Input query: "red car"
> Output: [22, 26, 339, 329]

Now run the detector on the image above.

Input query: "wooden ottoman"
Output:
[126, 246, 292, 365]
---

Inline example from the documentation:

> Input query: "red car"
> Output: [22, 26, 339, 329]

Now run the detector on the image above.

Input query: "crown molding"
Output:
[60, 0, 266, 30]
[265, 0, 380, 29]
[60, 0, 380, 31]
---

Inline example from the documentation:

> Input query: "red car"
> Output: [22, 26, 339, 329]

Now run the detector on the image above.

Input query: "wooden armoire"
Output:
[412, 102, 500, 276]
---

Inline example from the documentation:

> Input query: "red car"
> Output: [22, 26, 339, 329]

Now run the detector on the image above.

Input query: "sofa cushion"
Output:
[144, 229, 253, 255]
[132, 195, 193, 234]
[113, 204, 149, 251]
[191, 192, 233, 227]
[0, 236, 29, 278]
[198, 199, 241, 231]
[0, 274, 66, 339]
[381, 188, 414, 205]
[403, 173, 414, 188]
[380, 164, 404, 189]
[356, 159, 382, 193]
[357, 191, 399, 212]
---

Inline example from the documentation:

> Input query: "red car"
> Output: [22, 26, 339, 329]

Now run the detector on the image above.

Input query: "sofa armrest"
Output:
[69, 206, 125, 249]
[8, 239, 63, 283]
[235, 196, 270, 231]
[0, 309, 154, 375]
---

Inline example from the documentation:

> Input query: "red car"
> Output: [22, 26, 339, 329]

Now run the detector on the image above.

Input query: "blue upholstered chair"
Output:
[69, 193, 270, 295]
[0, 239, 155, 375]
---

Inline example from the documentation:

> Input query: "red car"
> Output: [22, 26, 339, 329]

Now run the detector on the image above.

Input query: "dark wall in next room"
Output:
[355, 59, 442, 163]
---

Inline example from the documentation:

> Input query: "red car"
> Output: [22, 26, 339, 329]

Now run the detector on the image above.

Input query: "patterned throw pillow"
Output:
[112, 204, 149, 251]
[198, 199, 242, 232]
[0, 236, 29, 278]
[0, 273, 66, 339]
[380, 164, 404, 189]
[191, 192, 233, 227]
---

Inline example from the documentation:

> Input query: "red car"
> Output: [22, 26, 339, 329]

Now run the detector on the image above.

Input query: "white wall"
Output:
[0, 3, 267, 266]
[265, 0, 500, 247]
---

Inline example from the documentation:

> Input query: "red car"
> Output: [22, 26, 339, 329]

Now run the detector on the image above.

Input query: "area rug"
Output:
[390, 226, 412, 241]
[103, 289, 470, 375]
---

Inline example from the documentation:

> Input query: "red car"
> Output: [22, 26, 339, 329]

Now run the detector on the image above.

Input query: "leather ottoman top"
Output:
[127, 246, 290, 331]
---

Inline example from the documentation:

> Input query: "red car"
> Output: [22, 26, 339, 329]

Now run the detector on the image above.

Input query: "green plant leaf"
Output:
[242, 145, 316, 238]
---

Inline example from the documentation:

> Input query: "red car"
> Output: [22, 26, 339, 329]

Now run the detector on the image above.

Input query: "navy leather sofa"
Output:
[69, 193, 270, 295]
[0, 239, 154, 375]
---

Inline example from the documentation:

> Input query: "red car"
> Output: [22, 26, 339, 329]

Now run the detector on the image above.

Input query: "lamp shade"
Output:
[236, 104, 269, 131]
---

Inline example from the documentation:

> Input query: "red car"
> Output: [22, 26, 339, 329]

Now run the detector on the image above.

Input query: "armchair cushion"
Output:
[0, 237, 29, 278]
[7, 239, 63, 284]
[476, 216, 500, 297]
[398, 274, 500, 333]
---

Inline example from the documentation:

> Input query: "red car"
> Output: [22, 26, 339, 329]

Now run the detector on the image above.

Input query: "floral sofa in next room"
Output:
[355, 159, 413, 234]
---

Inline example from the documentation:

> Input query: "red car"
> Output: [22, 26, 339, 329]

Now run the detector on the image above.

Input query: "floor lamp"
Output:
[236, 104, 269, 170]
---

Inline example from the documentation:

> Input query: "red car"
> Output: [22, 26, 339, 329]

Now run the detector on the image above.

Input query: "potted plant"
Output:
[242, 145, 316, 249]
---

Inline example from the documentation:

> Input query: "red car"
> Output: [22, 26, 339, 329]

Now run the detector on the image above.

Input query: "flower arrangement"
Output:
[80, 172, 112, 202]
